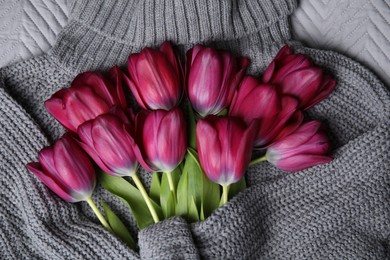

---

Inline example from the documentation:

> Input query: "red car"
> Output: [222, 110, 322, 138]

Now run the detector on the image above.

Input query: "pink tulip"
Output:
[229, 76, 303, 148]
[26, 134, 96, 202]
[135, 108, 187, 172]
[45, 67, 127, 132]
[187, 44, 250, 116]
[77, 110, 140, 177]
[196, 116, 258, 185]
[266, 121, 333, 172]
[262, 45, 336, 110]
[126, 42, 182, 110]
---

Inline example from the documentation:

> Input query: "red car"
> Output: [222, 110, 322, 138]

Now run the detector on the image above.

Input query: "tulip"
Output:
[77, 111, 161, 223]
[26, 134, 95, 203]
[77, 111, 139, 177]
[229, 76, 303, 148]
[45, 67, 127, 132]
[196, 116, 258, 186]
[187, 44, 250, 117]
[136, 108, 186, 173]
[262, 45, 336, 110]
[266, 121, 333, 172]
[126, 42, 182, 110]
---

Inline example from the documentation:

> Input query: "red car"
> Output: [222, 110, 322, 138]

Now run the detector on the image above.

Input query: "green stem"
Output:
[249, 155, 267, 166]
[86, 197, 112, 232]
[220, 184, 230, 206]
[131, 174, 160, 223]
[165, 171, 177, 203]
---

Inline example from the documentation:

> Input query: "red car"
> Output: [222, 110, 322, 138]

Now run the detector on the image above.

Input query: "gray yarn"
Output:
[0, 0, 389, 259]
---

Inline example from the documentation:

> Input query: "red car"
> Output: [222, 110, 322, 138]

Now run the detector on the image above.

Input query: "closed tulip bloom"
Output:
[229, 76, 302, 148]
[187, 44, 250, 116]
[196, 116, 258, 185]
[136, 108, 187, 172]
[266, 121, 333, 172]
[262, 45, 336, 110]
[26, 134, 96, 202]
[77, 111, 139, 177]
[45, 67, 127, 132]
[127, 42, 182, 110]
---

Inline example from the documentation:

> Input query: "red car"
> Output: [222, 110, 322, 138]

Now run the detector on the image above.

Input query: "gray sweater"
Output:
[0, 0, 389, 259]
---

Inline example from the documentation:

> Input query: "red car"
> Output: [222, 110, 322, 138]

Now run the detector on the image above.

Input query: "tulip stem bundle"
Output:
[166, 171, 177, 202]
[220, 185, 230, 206]
[131, 174, 160, 223]
[249, 155, 267, 166]
[86, 197, 112, 232]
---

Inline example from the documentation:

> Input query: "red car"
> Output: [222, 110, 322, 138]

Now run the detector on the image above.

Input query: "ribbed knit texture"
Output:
[0, 0, 389, 259]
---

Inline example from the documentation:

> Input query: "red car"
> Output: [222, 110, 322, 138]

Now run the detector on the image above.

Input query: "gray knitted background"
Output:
[0, 0, 389, 259]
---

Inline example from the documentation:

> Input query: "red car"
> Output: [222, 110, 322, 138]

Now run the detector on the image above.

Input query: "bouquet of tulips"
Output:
[26, 42, 336, 249]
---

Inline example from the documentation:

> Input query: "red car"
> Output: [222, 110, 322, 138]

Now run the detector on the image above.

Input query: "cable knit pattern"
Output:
[0, 0, 389, 259]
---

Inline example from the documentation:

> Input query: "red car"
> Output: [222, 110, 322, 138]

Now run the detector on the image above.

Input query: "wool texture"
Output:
[0, 0, 389, 259]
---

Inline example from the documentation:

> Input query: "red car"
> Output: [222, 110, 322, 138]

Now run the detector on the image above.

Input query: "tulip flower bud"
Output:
[187, 44, 250, 117]
[126, 42, 182, 110]
[77, 111, 140, 177]
[262, 45, 336, 110]
[266, 121, 333, 172]
[229, 76, 303, 148]
[45, 67, 127, 132]
[26, 134, 96, 202]
[136, 108, 187, 172]
[196, 116, 258, 185]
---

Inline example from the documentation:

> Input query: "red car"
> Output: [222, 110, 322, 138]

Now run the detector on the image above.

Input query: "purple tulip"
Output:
[229, 76, 303, 148]
[26, 134, 96, 202]
[45, 67, 127, 132]
[187, 44, 250, 117]
[262, 45, 336, 110]
[126, 42, 182, 110]
[77, 110, 140, 177]
[135, 108, 187, 172]
[266, 121, 333, 172]
[196, 116, 258, 185]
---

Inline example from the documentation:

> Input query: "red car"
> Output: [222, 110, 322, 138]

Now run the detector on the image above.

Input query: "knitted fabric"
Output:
[0, 0, 389, 259]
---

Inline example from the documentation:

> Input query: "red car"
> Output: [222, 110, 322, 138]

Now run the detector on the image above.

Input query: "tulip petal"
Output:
[304, 76, 337, 110]
[64, 86, 111, 129]
[72, 72, 117, 106]
[109, 66, 128, 109]
[53, 135, 95, 195]
[159, 42, 180, 76]
[188, 48, 223, 115]
[275, 154, 333, 172]
[196, 118, 222, 183]
[26, 162, 74, 202]
[92, 115, 138, 176]
[44, 95, 74, 131]
[123, 72, 147, 109]
[256, 95, 299, 147]
[262, 61, 275, 83]
[279, 68, 323, 107]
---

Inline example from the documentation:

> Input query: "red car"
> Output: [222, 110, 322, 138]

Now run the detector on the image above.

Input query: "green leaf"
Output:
[201, 173, 220, 218]
[186, 155, 203, 210]
[229, 177, 247, 199]
[176, 166, 189, 217]
[217, 108, 228, 116]
[101, 201, 137, 250]
[187, 147, 220, 218]
[160, 172, 175, 218]
[99, 172, 162, 229]
[188, 196, 200, 223]
[166, 191, 175, 218]
[200, 200, 205, 221]
[149, 172, 161, 204]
